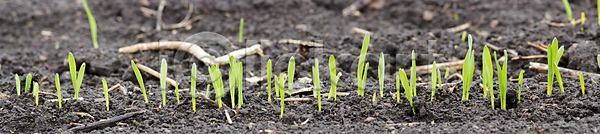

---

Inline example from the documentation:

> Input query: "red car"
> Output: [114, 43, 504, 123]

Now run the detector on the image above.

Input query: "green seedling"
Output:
[205, 85, 210, 98]
[597, 54, 600, 70]
[69, 52, 86, 100]
[229, 56, 238, 107]
[266, 59, 272, 102]
[208, 65, 225, 108]
[329, 55, 341, 100]
[33, 82, 39, 105]
[357, 33, 370, 97]
[494, 50, 508, 110]
[453, 13, 459, 20]
[378, 52, 385, 97]
[547, 38, 565, 95]
[237, 62, 244, 108]
[580, 72, 585, 95]
[437, 69, 442, 90]
[397, 68, 415, 114]
[444, 67, 450, 78]
[15, 74, 20, 96]
[131, 60, 148, 103]
[562, 0, 573, 25]
[482, 46, 494, 101]
[462, 35, 475, 100]
[518, 70, 524, 104]
[174, 81, 179, 103]
[274, 75, 285, 118]
[372, 92, 377, 104]
[102, 78, 109, 111]
[81, 0, 98, 48]
[582, 12, 586, 24]
[396, 75, 400, 102]
[288, 56, 295, 95]
[461, 31, 467, 42]
[410, 51, 416, 96]
[431, 61, 437, 101]
[312, 59, 321, 112]
[239, 18, 244, 43]
[25, 73, 32, 92]
[160, 59, 167, 106]
[55, 73, 62, 108]
[191, 63, 197, 112]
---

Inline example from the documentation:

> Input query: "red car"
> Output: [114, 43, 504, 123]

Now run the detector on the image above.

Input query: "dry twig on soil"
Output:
[446, 22, 471, 33]
[529, 62, 600, 78]
[484, 42, 518, 57]
[415, 60, 464, 74]
[511, 55, 547, 60]
[274, 98, 312, 102]
[69, 110, 147, 132]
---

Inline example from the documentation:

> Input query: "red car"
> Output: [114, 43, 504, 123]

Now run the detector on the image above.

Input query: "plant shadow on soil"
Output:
[2, 0, 600, 133]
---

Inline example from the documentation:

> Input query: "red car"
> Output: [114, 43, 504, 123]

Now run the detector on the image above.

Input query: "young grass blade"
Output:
[482, 46, 494, 98]
[81, 0, 98, 48]
[238, 62, 244, 108]
[229, 61, 237, 107]
[15, 74, 20, 96]
[437, 69, 442, 90]
[518, 70, 524, 103]
[238, 18, 244, 43]
[597, 54, 600, 70]
[175, 82, 180, 103]
[398, 68, 415, 114]
[396, 75, 400, 102]
[69, 52, 77, 92]
[160, 59, 167, 105]
[313, 59, 320, 97]
[361, 62, 370, 96]
[462, 34, 475, 100]
[55, 73, 62, 108]
[562, 0, 573, 24]
[552, 63, 564, 93]
[411, 50, 417, 96]
[461, 31, 467, 42]
[444, 67, 450, 78]
[25, 73, 32, 92]
[580, 72, 585, 95]
[331, 72, 341, 101]
[274, 75, 285, 118]
[74, 63, 86, 100]
[191, 63, 197, 112]
[431, 61, 437, 101]
[288, 56, 296, 95]
[582, 12, 586, 24]
[378, 52, 385, 97]
[266, 59, 272, 102]
[102, 78, 109, 111]
[34, 82, 39, 105]
[357, 33, 370, 97]
[131, 61, 148, 103]
[205, 85, 210, 98]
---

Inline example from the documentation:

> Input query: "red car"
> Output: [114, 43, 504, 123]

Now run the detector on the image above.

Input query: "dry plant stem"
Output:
[342, 0, 373, 16]
[351, 27, 370, 35]
[447, 73, 463, 80]
[526, 42, 548, 52]
[529, 62, 600, 78]
[72, 112, 95, 120]
[319, 92, 350, 98]
[387, 122, 424, 126]
[447, 22, 471, 33]
[224, 110, 233, 124]
[39, 92, 58, 97]
[484, 42, 519, 57]
[70, 110, 147, 132]
[274, 98, 312, 102]
[512, 55, 547, 60]
[119, 42, 263, 66]
[134, 62, 227, 108]
[155, 0, 165, 31]
[106, 84, 122, 93]
[544, 18, 583, 27]
[415, 60, 464, 75]
[278, 39, 324, 47]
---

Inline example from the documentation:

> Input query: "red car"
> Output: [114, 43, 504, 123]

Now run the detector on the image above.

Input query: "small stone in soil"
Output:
[364, 117, 376, 123]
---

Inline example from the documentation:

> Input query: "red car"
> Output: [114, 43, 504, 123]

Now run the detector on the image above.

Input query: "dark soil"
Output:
[2, 0, 600, 133]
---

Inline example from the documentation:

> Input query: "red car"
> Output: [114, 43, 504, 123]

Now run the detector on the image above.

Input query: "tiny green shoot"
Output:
[33, 82, 39, 105]
[582, 12, 586, 24]
[69, 52, 86, 100]
[208, 65, 225, 108]
[461, 31, 467, 42]
[397, 68, 415, 114]
[410, 51, 416, 96]
[55, 73, 62, 108]
[518, 70, 524, 104]
[372, 92, 377, 104]
[580, 72, 585, 95]
[462, 34, 475, 100]
[237, 62, 244, 108]
[205, 85, 210, 98]
[562, 0, 573, 25]
[266, 59, 272, 102]
[15, 74, 20, 96]
[274, 75, 285, 118]
[102, 78, 109, 111]
[547, 38, 565, 95]
[482, 46, 494, 100]
[288, 56, 295, 95]
[160, 59, 167, 106]
[378, 52, 385, 97]
[239, 18, 244, 43]
[357, 33, 370, 97]
[445, 67, 449, 78]
[329, 55, 341, 101]
[229, 56, 238, 107]
[494, 50, 508, 110]
[597, 54, 600, 70]
[312, 59, 321, 112]
[131, 60, 148, 103]
[25, 73, 32, 92]
[81, 0, 98, 48]
[431, 61, 437, 101]
[396, 75, 400, 102]
[175, 81, 179, 103]
[191, 63, 197, 112]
